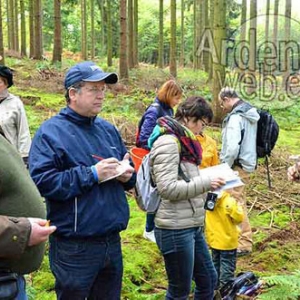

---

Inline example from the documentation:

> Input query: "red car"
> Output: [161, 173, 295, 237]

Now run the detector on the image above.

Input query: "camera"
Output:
[204, 192, 218, 211]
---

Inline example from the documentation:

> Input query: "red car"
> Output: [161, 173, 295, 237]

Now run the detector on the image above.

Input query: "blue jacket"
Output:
[138, 98, 173, 150]
[29, 107, 136, 239]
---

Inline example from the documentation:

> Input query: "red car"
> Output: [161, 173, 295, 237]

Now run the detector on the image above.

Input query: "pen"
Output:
[91, 154, 122, 165]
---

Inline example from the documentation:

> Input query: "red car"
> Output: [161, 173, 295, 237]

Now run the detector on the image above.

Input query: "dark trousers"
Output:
[49, 234, 123, 300]
[211, 248, 237, 288]
[145, 213, 155, 232]
[155, 227, 217, 300]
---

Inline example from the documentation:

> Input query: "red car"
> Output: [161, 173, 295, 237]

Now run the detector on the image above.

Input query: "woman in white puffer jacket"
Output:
[148, 96, 225, 300]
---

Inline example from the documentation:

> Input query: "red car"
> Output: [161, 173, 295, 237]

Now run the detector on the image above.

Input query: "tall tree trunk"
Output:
[119, 0, 128, 81]
[202, 0, 209, 72]
[180, 0, 184, 66]
[52, 0, 62, 63]
[14, 0, 19, 52]
[34, 0, 43, 59]
[128, 0, 134, 69]
[0, 0, 4, 64]
[81, 0, 87, 60]
[208, 0, 214, 81]
[7, 0, 13, 50]
[239, 0, 247, 72]
[273, 0, 279, 72]
[212, 0, 226, 123]
[158, 0, 164, 68]
[90, 0, 95, 59]
[170, 0, 177, 77]
[249, 0, 257, 72]
[20, 0, 26, 56]
[107, 0, 113, 66]
[133, 0, 138, 67]
[194, 0, 202, 69]
[283, 0, 291, 88]
[265, 0, 270, 42]
[29, 0, 35, 58]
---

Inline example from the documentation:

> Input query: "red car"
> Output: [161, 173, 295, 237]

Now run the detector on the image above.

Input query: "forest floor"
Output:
[7, 57, 300, 299]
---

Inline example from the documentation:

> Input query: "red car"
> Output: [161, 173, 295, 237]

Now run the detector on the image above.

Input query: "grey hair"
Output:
[219, 87, 239, 100]
[65, 81, 85, 103]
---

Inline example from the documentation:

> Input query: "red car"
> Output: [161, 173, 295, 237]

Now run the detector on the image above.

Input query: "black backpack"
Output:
[218, 271, 259, 300]
[256, 109, 279, 159]
[256, 109, 279, 188]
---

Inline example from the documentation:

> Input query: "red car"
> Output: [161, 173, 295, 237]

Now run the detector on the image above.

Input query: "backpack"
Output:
[256, 109, 279, 189]
[135, 153, 160, 213]
[218, 271, 260, 300]
[256, 109, 279, 158]
[136, 103, 164, 147]
[135, 150, 190, 213]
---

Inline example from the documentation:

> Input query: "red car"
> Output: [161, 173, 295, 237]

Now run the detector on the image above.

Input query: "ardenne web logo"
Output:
[197, 14, 300, 105]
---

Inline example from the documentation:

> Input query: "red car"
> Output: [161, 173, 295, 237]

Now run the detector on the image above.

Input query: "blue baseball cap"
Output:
[64, 61, 118, 89]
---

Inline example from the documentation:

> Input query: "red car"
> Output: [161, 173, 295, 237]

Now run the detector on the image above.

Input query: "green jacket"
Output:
[0, 136, 46, 274]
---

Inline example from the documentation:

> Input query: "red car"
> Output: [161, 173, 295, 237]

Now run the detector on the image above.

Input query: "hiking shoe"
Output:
[237, 249, 251, 257]
[143, 230, 156, 243]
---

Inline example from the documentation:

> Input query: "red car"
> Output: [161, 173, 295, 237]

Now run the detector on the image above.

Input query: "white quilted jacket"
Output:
[150, 135, 212, 229]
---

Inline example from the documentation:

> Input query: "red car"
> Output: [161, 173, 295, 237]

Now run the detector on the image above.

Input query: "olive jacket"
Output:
[0, 135, 46, 274]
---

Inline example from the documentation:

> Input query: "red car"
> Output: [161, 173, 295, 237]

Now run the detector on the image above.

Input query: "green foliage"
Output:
[259, 270, 300, 300]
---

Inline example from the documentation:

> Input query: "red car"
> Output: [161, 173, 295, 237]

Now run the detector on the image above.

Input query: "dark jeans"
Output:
[211, 248, 237, 288]
[155, 227, 217, 300]
[145, 213, 155, 232]
[49, 233, 123, 300]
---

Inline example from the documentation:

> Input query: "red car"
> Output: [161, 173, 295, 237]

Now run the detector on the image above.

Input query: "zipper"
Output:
[74, 197, 78, 232]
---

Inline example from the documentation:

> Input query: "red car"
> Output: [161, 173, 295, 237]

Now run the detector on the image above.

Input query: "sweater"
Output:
[0, 136, 46, 274]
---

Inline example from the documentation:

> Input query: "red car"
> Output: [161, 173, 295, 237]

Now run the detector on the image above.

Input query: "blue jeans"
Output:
[49, 233, 123, 300]
[211, 248, 237, 288]
[155, 227, 217, 300]
[16, 275, 27, 300]
[145, 213, 155, 232]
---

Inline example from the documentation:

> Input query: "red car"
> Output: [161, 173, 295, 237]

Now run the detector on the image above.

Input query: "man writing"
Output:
[218, 87, 260, 256]
[29, 61, 136, 299]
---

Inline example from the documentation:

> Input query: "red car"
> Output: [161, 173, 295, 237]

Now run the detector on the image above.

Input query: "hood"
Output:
[225, 101, 260, 124]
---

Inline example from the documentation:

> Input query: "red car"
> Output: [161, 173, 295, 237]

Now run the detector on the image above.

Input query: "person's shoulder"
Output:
[94, 117, 115, 128]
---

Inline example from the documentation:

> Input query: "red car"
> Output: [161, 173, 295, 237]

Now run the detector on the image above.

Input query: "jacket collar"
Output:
[60, 106, 97, 125]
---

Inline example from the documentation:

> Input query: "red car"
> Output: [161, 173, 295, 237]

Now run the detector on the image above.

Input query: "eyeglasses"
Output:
[84, 85, 107, 95]
[200, 119, 208, 128]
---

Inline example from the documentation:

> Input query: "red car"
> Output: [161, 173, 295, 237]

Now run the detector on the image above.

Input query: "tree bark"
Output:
[20, 0, 27, 57]
[52, 0, 62, 63]
[128, 0, 134, 69]
[212, 0, 226, 123]
[119, 0, 129, 81]
[90, 0, 95, 59]
[170, 0, 177, 77]
[0, 0, 4, 64]
[33, 0, 43, 59]
[107, 0, 113, 66]
[158, 0, 164, 68]
[81, 0, 87, 60]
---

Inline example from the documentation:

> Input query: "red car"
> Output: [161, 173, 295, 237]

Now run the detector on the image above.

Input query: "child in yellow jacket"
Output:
[197, 132, 244, 288]
[205, 191, 244, 288]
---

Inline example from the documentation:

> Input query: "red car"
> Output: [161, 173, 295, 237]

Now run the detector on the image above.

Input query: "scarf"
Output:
[148, 116, 202, 165]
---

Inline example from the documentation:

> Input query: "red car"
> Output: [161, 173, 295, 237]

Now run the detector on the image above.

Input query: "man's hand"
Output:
[117, 153, 135, 183]
[28, 218, 56, 246]
[287, 162, 300, 182]
[94, 157, 123, 182]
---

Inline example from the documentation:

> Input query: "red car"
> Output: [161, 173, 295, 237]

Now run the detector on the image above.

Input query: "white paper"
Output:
[100, 160, 131, 183]
[200, 163, 244, 192]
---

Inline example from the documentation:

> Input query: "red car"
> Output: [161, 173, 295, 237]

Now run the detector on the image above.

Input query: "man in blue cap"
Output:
[29, 61, 136, 299]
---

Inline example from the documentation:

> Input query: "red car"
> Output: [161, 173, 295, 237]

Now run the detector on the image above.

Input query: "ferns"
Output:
[258, 270, 300, 300]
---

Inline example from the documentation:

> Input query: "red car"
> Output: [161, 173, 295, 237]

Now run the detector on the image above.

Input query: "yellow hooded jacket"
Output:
[197, 133, 219, 169]
[205, 191, 244, 250]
